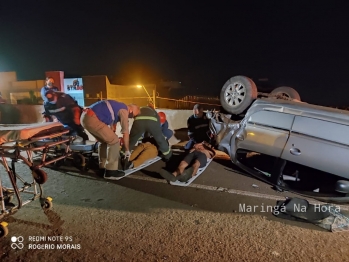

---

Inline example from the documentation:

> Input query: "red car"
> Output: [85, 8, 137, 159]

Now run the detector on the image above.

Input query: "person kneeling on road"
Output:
[124, 106, 173, 163]
[80, 100, 140, 180]
[43, 90, 89, 141]
[159, 141, 215, 183]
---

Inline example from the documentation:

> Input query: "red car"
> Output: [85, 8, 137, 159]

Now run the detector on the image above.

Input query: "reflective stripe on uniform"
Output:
[135, 116, 158, 121]
[48, 107, 66, 113]
[195, 124, 209, 129]
[162, 148, 171, 155]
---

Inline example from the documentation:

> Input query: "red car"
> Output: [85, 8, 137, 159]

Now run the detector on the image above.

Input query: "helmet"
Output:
[158, 112, 166, 124]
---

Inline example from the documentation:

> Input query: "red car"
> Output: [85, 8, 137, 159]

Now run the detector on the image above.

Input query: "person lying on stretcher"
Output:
[121, 136, 160, 170]
[43, 90, 89, 141]
[159, 141, 215, 183]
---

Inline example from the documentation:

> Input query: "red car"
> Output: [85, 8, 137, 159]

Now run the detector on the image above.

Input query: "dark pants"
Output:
[65, 123, 89, 141]
[183, 151, 207, 168]
[163, 129, 173, 140]
[184, 138, 196, 150]
[129, 119, 171, 160]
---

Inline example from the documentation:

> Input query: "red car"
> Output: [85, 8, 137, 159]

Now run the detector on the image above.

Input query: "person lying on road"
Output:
[122, 137, 159, 170]
[159, 141, 215, 183]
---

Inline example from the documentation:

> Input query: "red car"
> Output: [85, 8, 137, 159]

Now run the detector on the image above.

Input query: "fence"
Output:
[84, 95, 221, 110]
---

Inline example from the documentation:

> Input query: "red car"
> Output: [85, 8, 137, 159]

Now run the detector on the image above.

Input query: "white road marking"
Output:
[129, 174, 349, 210]
[5, 159, 348, 210]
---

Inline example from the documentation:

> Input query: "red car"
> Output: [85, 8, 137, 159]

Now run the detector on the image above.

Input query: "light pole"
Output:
[152, 84, 156, 108]
[137, 85, 156, 108]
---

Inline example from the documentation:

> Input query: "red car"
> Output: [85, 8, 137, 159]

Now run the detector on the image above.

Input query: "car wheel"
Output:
[270, 86, 301, 101]
[220, 76, 257, 114]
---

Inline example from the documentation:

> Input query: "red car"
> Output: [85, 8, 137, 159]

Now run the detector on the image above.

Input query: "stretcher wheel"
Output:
[32, 169, 48, 184]
[73, 153, 86, 170]
[41, 197, 53, 210]
[0, 222, 9, 238]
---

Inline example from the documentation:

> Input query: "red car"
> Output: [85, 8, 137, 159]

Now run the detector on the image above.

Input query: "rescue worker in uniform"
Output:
[122, 111, 174, 170]
[43, 90, 89, 140]
[80, 100, 140, 179]
[184, 104, 210, 150]
[41, 77, 59, 103]
[125, 106, 173, 162]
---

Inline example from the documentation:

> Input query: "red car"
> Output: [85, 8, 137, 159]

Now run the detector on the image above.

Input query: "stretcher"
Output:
[169, 157, 215, 187]
[34, 138, 99, 171]
[113, 156, 162, 180]
[0, 122, 77, 238]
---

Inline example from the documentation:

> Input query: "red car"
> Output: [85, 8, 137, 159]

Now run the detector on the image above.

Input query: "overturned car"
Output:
[210, 75, 349, 203]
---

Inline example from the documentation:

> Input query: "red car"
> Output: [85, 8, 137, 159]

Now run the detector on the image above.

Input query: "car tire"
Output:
[270, 86, 301, 101]
[220, 76, 257, 114]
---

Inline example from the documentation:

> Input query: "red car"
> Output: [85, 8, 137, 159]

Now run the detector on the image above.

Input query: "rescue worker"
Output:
[122, 113, 174, 170]
[43, 90, 89, 140]
[158, 112, 173, 140]
[41, 77, 59, 103]
[143, 112, 173, 141]
[184, 104, 210, 150]
[125, 106, 172, 162]
[80, 100, 140, 179]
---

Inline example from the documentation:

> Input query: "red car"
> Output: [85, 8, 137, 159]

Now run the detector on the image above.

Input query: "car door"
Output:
[232, 110, 295, 160]
[281, 116, 349, 179]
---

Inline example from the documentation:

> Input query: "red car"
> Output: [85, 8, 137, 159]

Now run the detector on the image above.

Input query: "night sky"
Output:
[1, 1, 349, 106]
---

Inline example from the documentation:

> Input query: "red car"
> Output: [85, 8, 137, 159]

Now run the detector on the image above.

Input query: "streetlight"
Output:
[136, 84, 156, 108]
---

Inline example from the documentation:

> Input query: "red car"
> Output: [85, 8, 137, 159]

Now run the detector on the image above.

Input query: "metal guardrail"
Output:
[158, 97, 221, 107]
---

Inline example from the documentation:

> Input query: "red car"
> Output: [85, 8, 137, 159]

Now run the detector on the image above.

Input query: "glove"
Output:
[125, 151, 131, 158]
[124, 151, 131, 160]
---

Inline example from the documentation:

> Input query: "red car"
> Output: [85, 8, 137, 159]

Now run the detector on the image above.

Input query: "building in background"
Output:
[82, 75, 157, 107]
[0, 71, 220, 109]
[0, 71, 44, 104]
[64, 78, 84, 106]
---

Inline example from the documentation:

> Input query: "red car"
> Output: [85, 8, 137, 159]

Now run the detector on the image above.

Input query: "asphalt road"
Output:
[1, 150, 349, 261]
